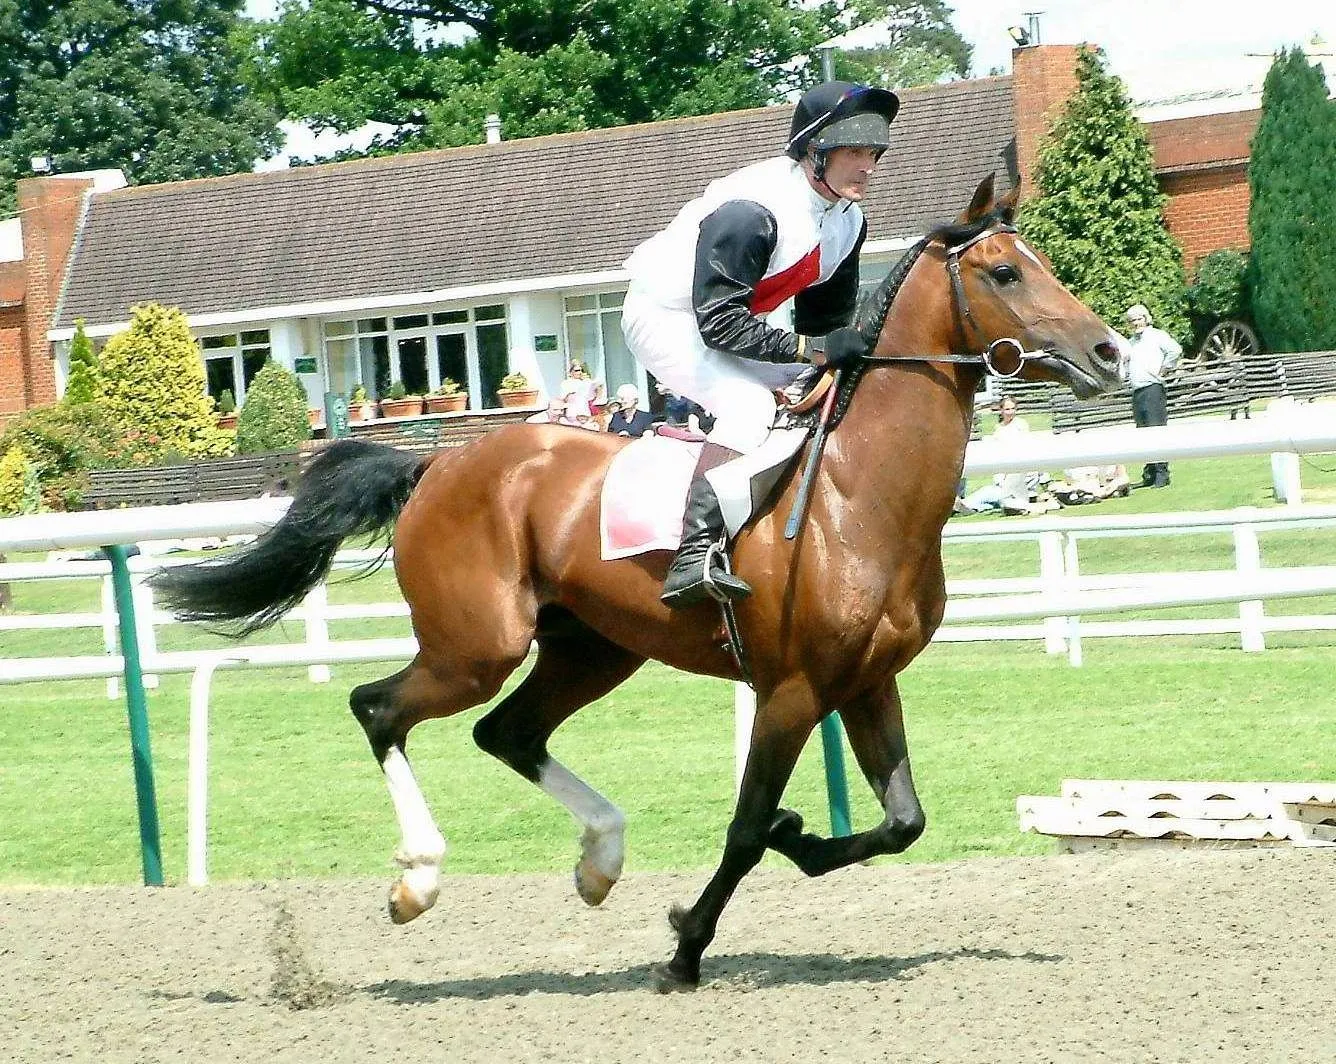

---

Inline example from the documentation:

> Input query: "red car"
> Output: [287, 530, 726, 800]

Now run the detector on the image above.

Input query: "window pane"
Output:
[474, 303, 505, 322]
[602, 310, 638, 393]
[397, 336, 429, 395]
[242, 350, 268, 392]
[240, 329, 270, 346]
[324, 320, 353, 338]
[598, 290, 626, 309]
[393, 313, 429, 329]
[432, 309, 468, 325]
[204, 356, 235, 399]
[566, 314, 599, 373]
[435, 334, 469, 401]
[325, 338, 357, 395]
[477, 323, 509, 407]
[564, 295, 597, 313]
[361, 335, 390, 397]
[358, 317, 387, 333]
[201, 335, 234, 350]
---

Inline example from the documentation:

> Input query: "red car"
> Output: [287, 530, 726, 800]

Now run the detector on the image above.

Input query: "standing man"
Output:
[607, 384, 654, 437]
[1121, 303, 1182, 488]
[621, 81, 899, 607]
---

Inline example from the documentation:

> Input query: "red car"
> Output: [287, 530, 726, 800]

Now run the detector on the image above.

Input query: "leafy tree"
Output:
[1185, 249, 1250, 324]
[1247, 47, 1336, 353]
[249, 0, 970, 154]
[0, 444, 40, 515]
[96, 304, 233, 461]
[0, 0, 282, 217]
[1018, 48, 1189, 343]
[62, 319, 99, 406]
[235, 361, 311, 454]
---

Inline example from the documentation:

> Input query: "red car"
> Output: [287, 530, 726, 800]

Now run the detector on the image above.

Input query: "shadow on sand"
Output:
[362, 946, 1064, 1002]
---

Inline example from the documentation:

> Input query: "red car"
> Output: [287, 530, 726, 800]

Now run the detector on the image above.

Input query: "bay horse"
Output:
[155, 175, 1123, 990]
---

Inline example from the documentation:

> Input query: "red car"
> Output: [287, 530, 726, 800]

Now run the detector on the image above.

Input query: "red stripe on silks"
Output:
[750, 246, 820, 315]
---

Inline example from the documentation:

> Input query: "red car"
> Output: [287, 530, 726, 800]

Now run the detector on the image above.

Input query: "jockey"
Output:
[621, 80, 900, 609]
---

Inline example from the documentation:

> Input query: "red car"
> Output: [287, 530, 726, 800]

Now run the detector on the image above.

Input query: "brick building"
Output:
[0, 44, 1269, 425]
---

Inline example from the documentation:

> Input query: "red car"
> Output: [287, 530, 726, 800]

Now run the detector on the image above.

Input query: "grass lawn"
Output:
[1, 441, 1334, 886]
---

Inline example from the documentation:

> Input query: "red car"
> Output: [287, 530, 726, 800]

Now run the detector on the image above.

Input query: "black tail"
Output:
[152, 440, 425, 636]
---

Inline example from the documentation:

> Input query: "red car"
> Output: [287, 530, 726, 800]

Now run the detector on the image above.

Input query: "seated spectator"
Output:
[654, 382, 714, 437]
[607, 384, 654, 437]
[1051, 465, 1131, 506]
[527, 398, 570, 425]
[958, 396, 1055, 514]
[560, 360, 604, 419]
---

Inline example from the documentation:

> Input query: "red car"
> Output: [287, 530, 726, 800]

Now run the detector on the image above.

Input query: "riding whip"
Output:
[784, 367, 843, 540]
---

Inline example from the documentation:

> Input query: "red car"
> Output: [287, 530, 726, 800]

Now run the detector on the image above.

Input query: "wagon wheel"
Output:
[1198, 319, 1260, 364]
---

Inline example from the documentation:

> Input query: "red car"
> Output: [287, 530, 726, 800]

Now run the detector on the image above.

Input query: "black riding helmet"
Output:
[786, 81, 900, 183]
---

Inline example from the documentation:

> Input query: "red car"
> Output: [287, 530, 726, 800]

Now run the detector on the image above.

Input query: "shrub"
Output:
[0, 444, 41, 516]
[432, 378, 462, 396]
[385, 380, 408, 401]
[1186, 249, 1250, 327]
[235, 361, 310, 454]
[0, 403, 120, 510]
[62, 320, 100, 406]
[217, 388, 237, 415]
[499, 371, 530, 391]
[96, 303, 232, 460]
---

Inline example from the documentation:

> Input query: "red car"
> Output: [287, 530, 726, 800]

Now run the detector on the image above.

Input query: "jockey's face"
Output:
[812, 146, 881, 203]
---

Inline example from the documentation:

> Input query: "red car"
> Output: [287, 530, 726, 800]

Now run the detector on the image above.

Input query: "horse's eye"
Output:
[990, 264, 1021, 285]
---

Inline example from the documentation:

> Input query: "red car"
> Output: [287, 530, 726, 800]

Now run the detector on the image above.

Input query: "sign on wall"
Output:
[534, 334, 559, 352]
[294, 356, 319, 374]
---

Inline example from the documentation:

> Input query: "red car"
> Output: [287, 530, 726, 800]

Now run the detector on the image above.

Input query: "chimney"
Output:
[485, 114, 502, 144]
[1011, 44, 1085, 199]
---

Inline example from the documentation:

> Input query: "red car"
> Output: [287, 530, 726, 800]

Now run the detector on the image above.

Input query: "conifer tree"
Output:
[235, 361, 311, 455]
[63, 320, 100, 406]
[1248, 47, 1336, 353]
[1019, 48, 1189, 342]
[96, 304, 232, 461]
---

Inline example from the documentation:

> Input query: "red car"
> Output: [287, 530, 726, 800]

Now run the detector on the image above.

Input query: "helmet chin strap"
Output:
[809, 149, 839, 200]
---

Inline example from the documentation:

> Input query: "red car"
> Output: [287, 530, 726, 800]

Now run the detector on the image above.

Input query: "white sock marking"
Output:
[538, 759, 625, 880]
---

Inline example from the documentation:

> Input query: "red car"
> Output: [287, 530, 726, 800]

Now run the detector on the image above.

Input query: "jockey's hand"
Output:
[813, 327, 869, 368]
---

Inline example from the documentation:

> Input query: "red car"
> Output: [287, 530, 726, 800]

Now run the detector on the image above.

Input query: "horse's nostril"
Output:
[1094, 341, 1120, 366]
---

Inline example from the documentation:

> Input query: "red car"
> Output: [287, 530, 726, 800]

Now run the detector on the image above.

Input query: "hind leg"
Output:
[352, 649, 526, 923]
[473, 611, 645, 906]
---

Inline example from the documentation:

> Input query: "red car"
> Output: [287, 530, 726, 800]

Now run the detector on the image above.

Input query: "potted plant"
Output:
[496, 371, 540, 409]
[349, 384, 376, 422]
[379, 379, 424, 418]
[215, 388, 238, 430]
[424, 378, 468, 414]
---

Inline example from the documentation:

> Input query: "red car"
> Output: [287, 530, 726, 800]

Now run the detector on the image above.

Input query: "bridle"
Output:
[859, 223, 1051, 380]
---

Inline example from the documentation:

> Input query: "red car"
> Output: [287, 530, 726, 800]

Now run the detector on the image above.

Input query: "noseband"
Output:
[860, 223, 1047, 379]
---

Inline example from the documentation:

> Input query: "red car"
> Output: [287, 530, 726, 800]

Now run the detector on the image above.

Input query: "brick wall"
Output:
[1160, 166, 1252, 267]
[0, 309, 25, 426]
[16, 175, 94, 410]
[1012, 45, 1255, 270]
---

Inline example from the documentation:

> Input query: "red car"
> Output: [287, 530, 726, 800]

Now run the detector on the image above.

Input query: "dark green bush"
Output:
[1186, 249, 1249, 322]
[0, 403, 120, 510]
[235, 361, 310, 455]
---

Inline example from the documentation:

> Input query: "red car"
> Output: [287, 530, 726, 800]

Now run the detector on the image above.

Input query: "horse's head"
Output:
[923, 174, 1123, 398]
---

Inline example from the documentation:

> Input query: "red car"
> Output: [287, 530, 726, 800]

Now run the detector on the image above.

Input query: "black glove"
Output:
[813, 326, 869, 367]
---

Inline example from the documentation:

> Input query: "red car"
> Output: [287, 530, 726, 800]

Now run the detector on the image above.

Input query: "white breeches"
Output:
[622, 286, 805, 454]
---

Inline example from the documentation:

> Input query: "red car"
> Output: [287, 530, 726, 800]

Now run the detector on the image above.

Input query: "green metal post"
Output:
[819, 715, 853, 837]
[103, 545, 164, 886]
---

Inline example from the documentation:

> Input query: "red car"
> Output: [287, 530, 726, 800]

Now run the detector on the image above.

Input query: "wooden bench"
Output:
[81, 452, 309, 510]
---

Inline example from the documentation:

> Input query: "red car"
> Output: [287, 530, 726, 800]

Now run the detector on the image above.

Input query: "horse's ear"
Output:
[997, 183, 1020, 223]
[960, 173, 996, 223]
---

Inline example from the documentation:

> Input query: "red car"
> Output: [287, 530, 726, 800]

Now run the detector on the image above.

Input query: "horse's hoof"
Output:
[574, 860, 616, 907]
[651, 961, 700, 994]
[387, 879, 433, 925]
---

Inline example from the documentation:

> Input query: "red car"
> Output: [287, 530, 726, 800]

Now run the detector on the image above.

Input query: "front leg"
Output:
[657, 678, 820, 991]
[768, 678, 925, 876]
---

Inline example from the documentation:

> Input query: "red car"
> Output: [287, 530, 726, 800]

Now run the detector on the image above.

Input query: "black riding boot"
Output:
[661, 444, 752, 609]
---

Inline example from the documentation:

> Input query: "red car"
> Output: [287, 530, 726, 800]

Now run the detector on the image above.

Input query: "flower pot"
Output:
[307, 408, 323, 428]
[497, 388, 540, 409]
[379, 397, 424, 418]
[215, 413, 237, 430]
[425, 393, 468, 414]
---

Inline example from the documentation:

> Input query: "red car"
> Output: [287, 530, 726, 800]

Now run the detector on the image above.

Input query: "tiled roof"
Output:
[54, 76, 1016, 329]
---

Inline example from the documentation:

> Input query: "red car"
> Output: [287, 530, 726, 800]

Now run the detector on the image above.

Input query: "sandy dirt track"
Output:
[2, 849, 1333, 1064]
